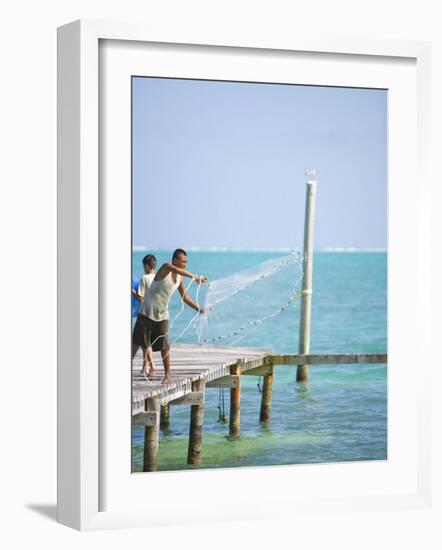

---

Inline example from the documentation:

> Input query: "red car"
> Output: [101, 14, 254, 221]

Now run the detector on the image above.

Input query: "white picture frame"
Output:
[57, 19, 432, 531]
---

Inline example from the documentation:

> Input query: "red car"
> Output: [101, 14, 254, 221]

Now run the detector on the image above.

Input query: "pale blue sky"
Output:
[132, 77, 387, 250]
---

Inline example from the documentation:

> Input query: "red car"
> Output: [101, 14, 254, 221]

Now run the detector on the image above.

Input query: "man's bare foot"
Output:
[142, 371, 153, 384]
[162, 377, 173, 385]
[141, 364, 156, 376]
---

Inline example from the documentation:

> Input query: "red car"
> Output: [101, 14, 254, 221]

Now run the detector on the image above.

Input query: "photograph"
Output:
[4, 1, 433, 540]
[130, 75, 388, 473]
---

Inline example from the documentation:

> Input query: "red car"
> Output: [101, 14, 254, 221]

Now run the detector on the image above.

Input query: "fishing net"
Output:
[190, 250, 304, 346]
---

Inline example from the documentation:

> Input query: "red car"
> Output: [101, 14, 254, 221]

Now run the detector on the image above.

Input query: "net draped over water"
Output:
[191, 251, 304, 346]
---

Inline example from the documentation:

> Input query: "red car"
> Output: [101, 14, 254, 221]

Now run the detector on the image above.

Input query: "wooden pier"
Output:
[132, 343, 387, 471]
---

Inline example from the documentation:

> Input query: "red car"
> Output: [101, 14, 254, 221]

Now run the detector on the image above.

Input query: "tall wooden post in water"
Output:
[296, 171, 317, 382]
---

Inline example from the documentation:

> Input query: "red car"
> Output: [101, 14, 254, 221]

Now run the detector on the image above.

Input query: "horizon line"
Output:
[132, 246, 387, 253]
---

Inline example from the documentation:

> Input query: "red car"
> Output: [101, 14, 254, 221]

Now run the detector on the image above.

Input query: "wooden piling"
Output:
[297, 174, 317, 382]
[259, 366, 274, 422]
[228, 362, 241, 440]
[187, 379, 206, 464]
[160, 405, 170, 430]
[143, 398, 160, 472]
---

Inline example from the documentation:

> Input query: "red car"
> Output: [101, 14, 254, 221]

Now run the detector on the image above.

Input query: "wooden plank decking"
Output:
[132, 343, 272, 415]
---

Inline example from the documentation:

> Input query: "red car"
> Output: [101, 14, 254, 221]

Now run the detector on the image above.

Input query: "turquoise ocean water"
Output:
[131, 250, 387, 471]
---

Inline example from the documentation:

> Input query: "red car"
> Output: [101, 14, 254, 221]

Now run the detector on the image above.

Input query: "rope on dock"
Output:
[217, 387, 228, 423]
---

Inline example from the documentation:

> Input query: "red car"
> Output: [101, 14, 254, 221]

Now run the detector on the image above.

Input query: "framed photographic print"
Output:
[57, 20, 432, 530]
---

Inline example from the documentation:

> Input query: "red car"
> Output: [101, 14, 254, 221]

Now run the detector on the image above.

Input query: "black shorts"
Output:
[132, 315, 169, 352]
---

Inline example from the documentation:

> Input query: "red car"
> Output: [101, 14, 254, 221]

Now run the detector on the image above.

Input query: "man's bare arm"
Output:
[163, 262, 207, 283]
[178, 281, 205, 313]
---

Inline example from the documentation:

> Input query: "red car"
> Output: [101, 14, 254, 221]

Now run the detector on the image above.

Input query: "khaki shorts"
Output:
[132, 314, 169, 352]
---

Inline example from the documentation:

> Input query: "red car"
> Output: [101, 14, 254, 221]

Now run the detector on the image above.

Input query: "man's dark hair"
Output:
[172, 248, 187, 261]
[142, 254, 157, 267]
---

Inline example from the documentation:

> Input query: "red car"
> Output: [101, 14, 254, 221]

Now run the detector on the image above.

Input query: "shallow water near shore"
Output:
[131, 250, 387, 471]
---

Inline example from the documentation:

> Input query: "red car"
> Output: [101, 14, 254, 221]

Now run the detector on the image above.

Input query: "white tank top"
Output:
[139, 272, 182, 321]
